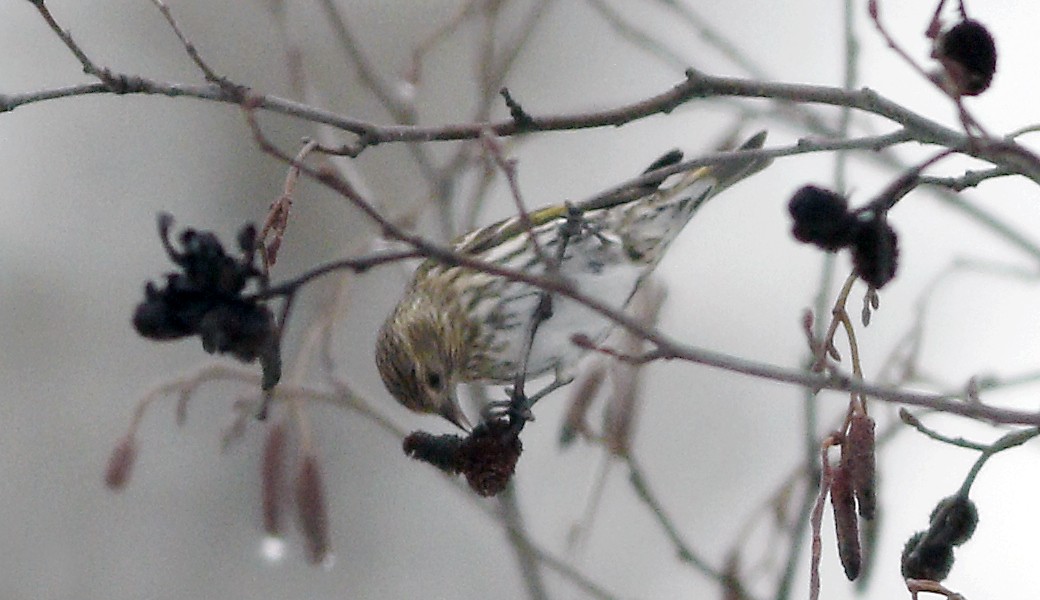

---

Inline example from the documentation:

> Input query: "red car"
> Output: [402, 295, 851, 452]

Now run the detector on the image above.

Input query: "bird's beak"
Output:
[439, 396, 472, 432]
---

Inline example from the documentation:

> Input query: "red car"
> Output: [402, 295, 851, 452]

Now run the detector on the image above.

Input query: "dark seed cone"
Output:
[842, 413, 877, 520]
[403, 421, 522, 497]
[458, 419, 523, 497]
[929, 495, 979, 547]
[133, 213, 282, 389]
[830, 465, 862, 581]
[788, 185, 858, 251]
[132, 287, 196, 341]
[934, 20, 997, 96]
[851, 216, 899, 289]
[402, 431, 466, 474]
[901, 531, 955, 582]
[197, 303, 277, 363]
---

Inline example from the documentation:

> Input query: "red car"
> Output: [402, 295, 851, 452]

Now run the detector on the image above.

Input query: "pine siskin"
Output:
[376, 132, 771, 428]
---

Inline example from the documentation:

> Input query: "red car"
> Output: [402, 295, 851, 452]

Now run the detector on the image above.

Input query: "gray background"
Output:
[2, 1, 1040, 598]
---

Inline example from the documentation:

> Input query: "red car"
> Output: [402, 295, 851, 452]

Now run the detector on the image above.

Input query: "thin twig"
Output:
[808, 436, 839, 600]
[258, 139, 319, 270]
[317, 0, 413, 121]
[787, 7, 860, 597]
[406, 0, 482, 85]
[956, 426, 1040, 497]
[479, 131, 551, 266]
[315, 0, 439, 190]
[243, 109, 1040, 428]
[899, 409, 988, 451]
[868, 0, 989, 138]
[9, 54, 1040, 186]
[626, 454, 727, 583]
[498, 485, 550, 600]
[149, 0, 223, 83]
[811, 273, 859, 372]
[254, 249, 422, 299]
[123, 360, 621, 599]
[583, 0, 688, 71]
[906, 578, 967, 600]
[649, 0, 770, 79]
[920, 167, 1012, 191]
[434, 0, 556, 235]
[27, 1, 104, 78]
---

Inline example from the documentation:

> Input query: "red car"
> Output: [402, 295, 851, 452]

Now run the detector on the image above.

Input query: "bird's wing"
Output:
[451, 204, 571, 257]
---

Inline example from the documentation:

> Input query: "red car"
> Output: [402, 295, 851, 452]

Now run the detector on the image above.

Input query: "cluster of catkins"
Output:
[403, 419, 522, 497]
[787, 8, 999, 290]
[829, 413, 878, 581]
[788, 186, 899, 289]
[901, 494, 979, 581]
[132, 213, 281, 389]
[931, 18, 997, 97]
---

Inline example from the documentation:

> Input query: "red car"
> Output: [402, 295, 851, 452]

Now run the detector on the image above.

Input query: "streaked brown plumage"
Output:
[376, 132, 770, 428]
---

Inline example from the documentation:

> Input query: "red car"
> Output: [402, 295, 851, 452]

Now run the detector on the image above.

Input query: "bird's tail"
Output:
[614, 130, 771, 265]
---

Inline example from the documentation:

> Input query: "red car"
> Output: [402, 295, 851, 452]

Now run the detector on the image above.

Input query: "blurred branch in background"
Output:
[9, 0, 1040, 599]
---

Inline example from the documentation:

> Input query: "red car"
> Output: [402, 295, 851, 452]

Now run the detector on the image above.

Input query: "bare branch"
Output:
[244, 108, 1040, 429]
[27, 0, 105, 78]
[920, 166, 1012, 191]
[583, 0, 688, 71]
[149, 0, 223, 83]
[626, 454, 732, 586]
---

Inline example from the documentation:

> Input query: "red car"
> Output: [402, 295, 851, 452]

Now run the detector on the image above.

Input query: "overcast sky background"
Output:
[2, 1, 1040, 599]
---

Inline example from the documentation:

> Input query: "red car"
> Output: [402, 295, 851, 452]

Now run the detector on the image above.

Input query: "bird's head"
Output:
[375, 297, 472, 430]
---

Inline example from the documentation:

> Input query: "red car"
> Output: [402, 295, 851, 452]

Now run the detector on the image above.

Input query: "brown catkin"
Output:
[843, 413, 877, 520]
[295, 454, 331, 564]
[830, 465, 862, 581]
[104, 436, 138, 490]
[261, 422, 288, 536]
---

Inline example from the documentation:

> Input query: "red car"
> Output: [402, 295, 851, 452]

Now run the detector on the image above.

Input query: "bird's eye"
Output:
[425, 371, 443, 390]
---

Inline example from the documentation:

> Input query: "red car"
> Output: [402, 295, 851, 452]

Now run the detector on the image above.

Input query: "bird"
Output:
[376, 132, 770, 429]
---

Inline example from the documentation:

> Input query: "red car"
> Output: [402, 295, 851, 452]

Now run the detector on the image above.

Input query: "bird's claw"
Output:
[483, 398, 535, 427]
